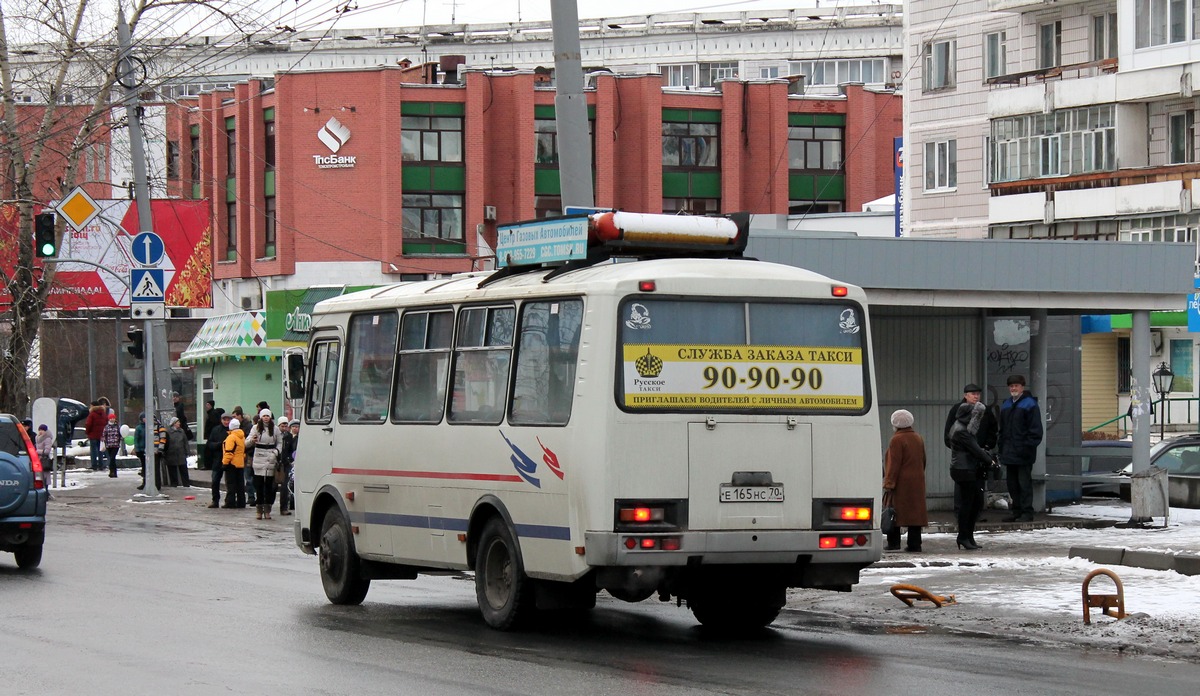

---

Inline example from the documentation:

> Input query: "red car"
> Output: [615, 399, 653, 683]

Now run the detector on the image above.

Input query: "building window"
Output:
[790, 59, 887, 86]
[991, 105, 1117, 183]
[264, 196, 276, 258]
[1170, 111, 1195, 164]
[1117, 336, 1131, 394]
[535, 118, 559, 164]
[534, 195, 562, 218]
[264, 120, 276, 170]
[924, 140, 957, 191]
[225, 202, 237, 261]
[699, 62, 739, 87]
[166, 141, 180, 180]
[401, 115, 463, 163]
[189, 134, 201, 183]
[662, 198, 720, 215]
[1120, 214, 1198, 241]
[1171, 339, 1194, 392]
[760, 66, 780, 79]
[1137, 0, 1188, 48]
[402, 193, 464, 241]
[661, 64, 698, 88]
[662, 122, 719, 168]
[1093, 13, 1118, 61]
[922, 39, 956, 91]
[226, 128, 236, 176]
[985, 32, 1006, 79]
[788, 125, 843, 171]
[1038, 21, 1062, 70]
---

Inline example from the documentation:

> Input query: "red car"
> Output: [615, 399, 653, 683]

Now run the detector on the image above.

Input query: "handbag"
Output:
[880, 491, 897, 535]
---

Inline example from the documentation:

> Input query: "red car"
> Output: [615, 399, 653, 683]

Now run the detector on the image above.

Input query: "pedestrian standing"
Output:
[206, 410, 229, 508]
[173, 391, 193, 440]
[35, 424, 54, 465]
[102, 414, 122, 478]
[277, 419, 294, 516]
[164, 417, 191, 487]
[998, 374, 1043, 523]
[134, 413, 156, 490]
[246, 409, 281, 520]
[882, 409, 928, 552]
[286, 421, 299, 512]
[200, 400, 217, 470]
[943, 383, 998, 514]
[84, 401, 107, 472]
[222, 419, 247, 508]
[949, 402, 997, 549]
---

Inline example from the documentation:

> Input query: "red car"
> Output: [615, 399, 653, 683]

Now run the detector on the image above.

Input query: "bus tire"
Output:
[475, 517, 533, 630]
[689, 582, 784, 631]
[318, 509, 370, 605]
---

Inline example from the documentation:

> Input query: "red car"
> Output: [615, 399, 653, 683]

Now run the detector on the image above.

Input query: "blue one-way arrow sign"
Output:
[131, 231, 165, 266]
[130, 268, 165, 303]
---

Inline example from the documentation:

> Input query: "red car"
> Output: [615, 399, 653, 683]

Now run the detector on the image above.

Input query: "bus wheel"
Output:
[475, 517, 532, 630]
[319, 509, 370, 605]
[689, 582, 785, 631]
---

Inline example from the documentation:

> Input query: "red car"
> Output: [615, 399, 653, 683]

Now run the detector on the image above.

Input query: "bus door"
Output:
[298, 335, 341, 496]
[688, 422, 813, 530]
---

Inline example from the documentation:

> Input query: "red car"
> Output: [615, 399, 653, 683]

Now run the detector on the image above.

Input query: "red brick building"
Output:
[165, 67, 900, 292]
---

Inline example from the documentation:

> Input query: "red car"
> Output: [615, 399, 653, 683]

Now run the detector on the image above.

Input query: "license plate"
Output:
[719, 485, 784, 502]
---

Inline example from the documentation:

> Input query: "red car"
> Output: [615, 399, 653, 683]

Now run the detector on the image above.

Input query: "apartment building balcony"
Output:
[987, 0, 1093, 12]
[990, 163, 1200, 197]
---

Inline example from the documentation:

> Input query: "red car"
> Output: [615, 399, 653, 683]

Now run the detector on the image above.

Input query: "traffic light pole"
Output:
[118, 8, 167, 496]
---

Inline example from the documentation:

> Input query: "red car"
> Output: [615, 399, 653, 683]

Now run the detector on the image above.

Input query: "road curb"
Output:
[1069, 545, 1200, 575]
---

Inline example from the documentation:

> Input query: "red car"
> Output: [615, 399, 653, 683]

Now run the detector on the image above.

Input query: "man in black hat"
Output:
[999, 374, 1043, 522]
[944, 383, 998, 512]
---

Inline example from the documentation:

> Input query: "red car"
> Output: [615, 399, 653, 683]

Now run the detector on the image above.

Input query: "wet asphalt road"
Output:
[2, 475, 1200, 695]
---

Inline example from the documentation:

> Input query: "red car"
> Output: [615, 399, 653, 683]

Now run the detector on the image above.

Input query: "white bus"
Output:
[288, 212, 882, 630]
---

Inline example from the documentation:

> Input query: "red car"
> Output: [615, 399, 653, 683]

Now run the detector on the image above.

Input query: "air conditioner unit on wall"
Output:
[241, 296, 262, 311]
[484, 205, 497, 221]
[1151, 329, 1164, 355]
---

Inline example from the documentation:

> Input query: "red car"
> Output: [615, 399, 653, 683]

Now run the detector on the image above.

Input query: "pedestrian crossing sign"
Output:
[130, 268, 165, 303]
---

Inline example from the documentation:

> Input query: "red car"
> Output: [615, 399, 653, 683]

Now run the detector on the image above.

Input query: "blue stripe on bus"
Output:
[349, 511, 570, 540]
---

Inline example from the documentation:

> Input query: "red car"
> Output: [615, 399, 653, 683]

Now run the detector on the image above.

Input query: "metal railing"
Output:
[1087, 397, 1200, 438]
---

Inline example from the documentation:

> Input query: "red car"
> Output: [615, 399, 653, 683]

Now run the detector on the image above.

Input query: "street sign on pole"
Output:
[131, 231, 165, 266]
[55, 187, 101, 232]
[130, 268, 165, 303]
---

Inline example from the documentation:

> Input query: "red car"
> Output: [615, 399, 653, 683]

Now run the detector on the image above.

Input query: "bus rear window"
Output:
[618, 298, 868, 413]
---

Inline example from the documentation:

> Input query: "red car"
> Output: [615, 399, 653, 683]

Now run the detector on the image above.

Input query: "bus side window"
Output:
[449, 306, 514, 425]
[393, 309, 452, 423]
[306, 341, 340, 424]
[510, 299, 583, 425]
[339, 312, 398, 423]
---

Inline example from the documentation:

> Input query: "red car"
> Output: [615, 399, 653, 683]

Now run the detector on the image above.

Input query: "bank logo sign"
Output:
[314, 117, 356, 169]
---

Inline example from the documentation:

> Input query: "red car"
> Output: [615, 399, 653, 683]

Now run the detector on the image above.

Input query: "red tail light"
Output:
[619, 506, 664, 523]
[18, 423, 44, 489]
[835, 506, 872, 522]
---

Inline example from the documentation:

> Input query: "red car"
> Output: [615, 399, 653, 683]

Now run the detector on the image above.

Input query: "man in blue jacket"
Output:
[998, 374, 1043, 522]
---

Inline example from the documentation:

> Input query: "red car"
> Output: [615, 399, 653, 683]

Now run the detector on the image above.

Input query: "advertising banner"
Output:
[0, 199, 211, 310]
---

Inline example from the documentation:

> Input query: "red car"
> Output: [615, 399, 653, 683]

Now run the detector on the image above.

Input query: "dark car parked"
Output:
[0, 414, 47, 569]
[1081, 434, 1200, 508]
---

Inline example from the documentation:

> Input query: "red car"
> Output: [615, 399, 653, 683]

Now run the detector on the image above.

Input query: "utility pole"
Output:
[550, 0, 594, 210]
[117, 7, 169, 496]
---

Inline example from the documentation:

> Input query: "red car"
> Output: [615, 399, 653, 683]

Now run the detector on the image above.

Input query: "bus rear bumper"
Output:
[583, 529, 880, 567]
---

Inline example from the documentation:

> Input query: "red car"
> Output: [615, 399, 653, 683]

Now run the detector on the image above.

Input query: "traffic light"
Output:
[34, 212, 57, 258]
[127, 326, 145, 360]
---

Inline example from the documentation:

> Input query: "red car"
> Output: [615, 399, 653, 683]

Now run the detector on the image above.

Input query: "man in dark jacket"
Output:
[998, 374, 1043, 522]
[206, 410, 229, 508]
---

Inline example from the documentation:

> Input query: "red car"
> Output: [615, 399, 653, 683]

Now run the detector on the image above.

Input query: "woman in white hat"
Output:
[882, 409, 928, 552]
[246, 409, 281, 520]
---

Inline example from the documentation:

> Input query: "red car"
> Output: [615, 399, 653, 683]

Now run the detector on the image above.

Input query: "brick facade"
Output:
[165, 68, 901, 284]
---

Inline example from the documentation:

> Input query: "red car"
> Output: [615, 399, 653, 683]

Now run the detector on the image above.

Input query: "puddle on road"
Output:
[886, 624, 929, 635]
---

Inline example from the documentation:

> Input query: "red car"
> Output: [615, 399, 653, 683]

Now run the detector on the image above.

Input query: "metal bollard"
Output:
[890, 583, 956, 608]
[1082, 568, 1126, 624]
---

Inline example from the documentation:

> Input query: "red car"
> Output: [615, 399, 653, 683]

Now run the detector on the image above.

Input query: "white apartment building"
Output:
[905, 0, 1200, 429]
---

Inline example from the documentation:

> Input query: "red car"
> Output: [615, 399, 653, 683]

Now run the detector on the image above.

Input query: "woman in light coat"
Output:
[246, 409, 281, 520]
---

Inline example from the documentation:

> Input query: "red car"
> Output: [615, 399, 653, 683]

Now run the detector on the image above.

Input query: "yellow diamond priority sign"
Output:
[55, 187, 101, 232]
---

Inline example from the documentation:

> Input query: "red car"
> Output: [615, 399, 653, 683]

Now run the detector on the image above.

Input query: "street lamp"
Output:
[1152, 362, 1175, 439]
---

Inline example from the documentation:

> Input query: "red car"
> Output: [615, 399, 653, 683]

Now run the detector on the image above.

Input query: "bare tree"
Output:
[0, 0, 284, 414]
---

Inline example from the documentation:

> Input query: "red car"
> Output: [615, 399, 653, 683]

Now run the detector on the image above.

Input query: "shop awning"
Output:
[280, 285, 346, 343]
[179, 311, 281, 365]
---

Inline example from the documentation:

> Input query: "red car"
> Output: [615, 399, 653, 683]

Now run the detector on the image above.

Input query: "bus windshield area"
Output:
[618, 298, 868, 414]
